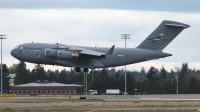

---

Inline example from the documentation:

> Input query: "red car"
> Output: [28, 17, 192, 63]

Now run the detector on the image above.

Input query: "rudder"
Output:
[137, 20, 190, 50]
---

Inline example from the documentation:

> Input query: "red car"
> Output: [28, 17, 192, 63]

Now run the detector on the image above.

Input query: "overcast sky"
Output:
[0, 0, 199, 72]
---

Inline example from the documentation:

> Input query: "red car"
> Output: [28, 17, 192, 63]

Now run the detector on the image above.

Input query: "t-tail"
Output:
[137, 20, 190, 51]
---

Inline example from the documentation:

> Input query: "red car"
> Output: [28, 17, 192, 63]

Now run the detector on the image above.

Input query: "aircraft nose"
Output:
[10, 49, 15, 57]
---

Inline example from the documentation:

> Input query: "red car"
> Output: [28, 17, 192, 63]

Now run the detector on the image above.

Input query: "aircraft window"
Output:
[16, 46, 23, 49]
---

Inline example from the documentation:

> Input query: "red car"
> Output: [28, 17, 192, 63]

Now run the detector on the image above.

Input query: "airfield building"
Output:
[10, 80, 84, 95]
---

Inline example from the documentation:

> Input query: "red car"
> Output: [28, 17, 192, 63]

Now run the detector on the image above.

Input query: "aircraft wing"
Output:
[79, 50, 105, 56]
[52, 45, 115, 57]
[67, 47, 106, 56]
[69, 45, 115, 56]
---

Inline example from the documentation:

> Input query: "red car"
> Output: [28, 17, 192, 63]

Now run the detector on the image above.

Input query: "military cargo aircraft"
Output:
[11, 20, 190, 72]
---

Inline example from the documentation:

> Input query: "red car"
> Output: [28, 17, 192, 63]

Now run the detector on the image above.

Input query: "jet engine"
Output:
[45, 49, 57, 58]
[57, 50, 79, 60]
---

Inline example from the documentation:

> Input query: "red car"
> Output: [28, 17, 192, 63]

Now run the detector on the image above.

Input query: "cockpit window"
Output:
[19, 46, 23, 49]
[15, 46, 23, 49]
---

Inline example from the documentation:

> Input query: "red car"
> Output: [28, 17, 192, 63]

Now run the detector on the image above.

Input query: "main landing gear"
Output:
[75, 67, 81, 72]
[75, 67, 89, 73]
[75, 67, 89, 95]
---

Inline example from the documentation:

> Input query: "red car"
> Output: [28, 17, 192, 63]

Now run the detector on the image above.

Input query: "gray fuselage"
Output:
[10, 43, 171, 69]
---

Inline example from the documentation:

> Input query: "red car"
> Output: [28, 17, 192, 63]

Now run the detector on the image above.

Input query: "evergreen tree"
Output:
[57, 69, 67, 83]
[0, 64, 11, 92]
[46, 69, 51, 76]
[188, 76, 198, 93]
[157, 80, 165, 94]
[146, 66, 158, 83]
[159, 66, 167, 80]
[48, 71, 57, 82]
[8, 64, 18, 73]
[66, 69, 75, 84]
[75, 72, 84, 85]
[30, 64, 46, 82]
[14, 61, 30, 85]
[119, 74, 125, 92]
[109, 75, 115, 89]
[99, 69, 109, 93]
[169, 79, 177, 94]
[30, 69, 37, 82]
[54, 69, 59, 78]
[179, 63, 189, 93]
[109, 68, 116, 75]
[114, 71, 121, 89]
[179, 63, 189, 80]
[140, 67, 146, 77]
[91, 74, 101, 94]
[126, 72, 135, 94]
[9, 61, 200, 94]
[168, 69, 175, 80]
[146, 66, 158, 94]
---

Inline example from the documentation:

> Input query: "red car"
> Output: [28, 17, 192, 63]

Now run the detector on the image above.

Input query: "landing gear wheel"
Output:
[83, 68, 89, 73]
[75, 67, 81, 72]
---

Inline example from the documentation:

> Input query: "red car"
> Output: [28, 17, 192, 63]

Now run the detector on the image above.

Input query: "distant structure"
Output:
[10, 80, 84, 95]
[8, 73, 15, 86]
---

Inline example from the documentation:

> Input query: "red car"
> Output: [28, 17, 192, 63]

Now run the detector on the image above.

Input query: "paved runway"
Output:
[24, 110, 197, 112]
[95, 110, 196, 112]
[0, 94, 199, 111]
[87, 94, 200, 101]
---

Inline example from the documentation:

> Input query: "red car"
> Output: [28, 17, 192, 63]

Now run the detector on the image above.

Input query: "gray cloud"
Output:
[0, 0, 200, 13]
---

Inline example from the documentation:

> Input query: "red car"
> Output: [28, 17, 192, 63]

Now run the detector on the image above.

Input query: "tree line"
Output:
[3, 61, 200, 94]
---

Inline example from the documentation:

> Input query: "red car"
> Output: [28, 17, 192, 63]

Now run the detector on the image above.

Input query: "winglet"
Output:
[106, 45, 115, 55]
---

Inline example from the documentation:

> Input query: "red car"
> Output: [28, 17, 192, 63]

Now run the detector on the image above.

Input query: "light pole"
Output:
[84, 72, 85, 94]
[175, 67, 178, 94]
[86, 72, 87, 95]
[0, 34, 6, 93]
[92, 69, 94, 81]
[121, 34, 131, 95]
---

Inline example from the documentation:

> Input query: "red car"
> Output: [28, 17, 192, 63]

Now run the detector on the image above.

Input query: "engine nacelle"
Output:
[57, 51, 79, 60]
[45, 49, 57, 58]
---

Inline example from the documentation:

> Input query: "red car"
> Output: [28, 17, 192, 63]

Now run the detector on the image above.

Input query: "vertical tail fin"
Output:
[137, 20, 190, 50]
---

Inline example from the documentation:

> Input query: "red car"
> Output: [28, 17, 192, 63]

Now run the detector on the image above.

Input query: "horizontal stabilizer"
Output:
[165, 24, 190, 28]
